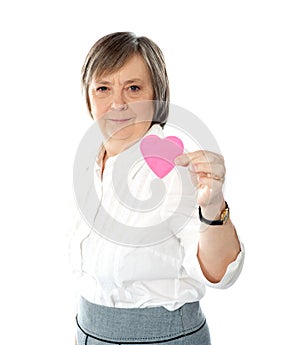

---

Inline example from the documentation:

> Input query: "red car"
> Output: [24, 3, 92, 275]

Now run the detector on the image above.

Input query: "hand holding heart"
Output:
[140, 135, 225, 209]
[174, 150, 225, 209]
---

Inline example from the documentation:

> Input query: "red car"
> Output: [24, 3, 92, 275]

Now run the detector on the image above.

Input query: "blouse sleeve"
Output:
[66, 197, 92, 314]
[176, 206, 245, 289]
[197, 236, 245, 289]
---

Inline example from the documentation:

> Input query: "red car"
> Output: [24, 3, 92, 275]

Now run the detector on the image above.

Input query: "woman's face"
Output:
[88, 54, 154, 145]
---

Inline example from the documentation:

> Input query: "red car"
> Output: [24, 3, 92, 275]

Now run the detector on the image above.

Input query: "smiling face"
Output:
[88, 54, 154, 155]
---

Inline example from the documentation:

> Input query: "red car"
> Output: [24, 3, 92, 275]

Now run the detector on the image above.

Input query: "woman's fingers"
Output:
[188, 161, 226, 181]
[175, 150, 223, 166]
[175, 150, 226, 207]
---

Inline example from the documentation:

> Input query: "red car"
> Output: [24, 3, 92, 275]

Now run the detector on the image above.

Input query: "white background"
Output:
[0, 1, 299, 344]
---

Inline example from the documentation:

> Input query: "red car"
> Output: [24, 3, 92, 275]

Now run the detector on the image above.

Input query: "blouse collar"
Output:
[94, 124, 164, 177]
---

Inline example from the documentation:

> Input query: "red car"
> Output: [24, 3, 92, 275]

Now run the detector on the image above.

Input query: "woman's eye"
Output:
[129, 85, 140, 92]
[96, 86, 108, 92]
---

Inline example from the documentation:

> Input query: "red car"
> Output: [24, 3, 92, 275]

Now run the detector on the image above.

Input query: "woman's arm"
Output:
[196, 198, 241, 283]
[175, 151, 242, 283]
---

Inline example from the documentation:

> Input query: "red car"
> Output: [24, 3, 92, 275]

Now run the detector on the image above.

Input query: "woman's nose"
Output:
[110, 92, 128, 111]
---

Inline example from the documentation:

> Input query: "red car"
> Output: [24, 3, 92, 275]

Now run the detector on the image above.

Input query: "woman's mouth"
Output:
[108, 118, 134, 123]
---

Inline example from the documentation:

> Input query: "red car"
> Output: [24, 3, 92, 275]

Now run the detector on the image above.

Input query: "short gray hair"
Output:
[81, 32, 170, 128]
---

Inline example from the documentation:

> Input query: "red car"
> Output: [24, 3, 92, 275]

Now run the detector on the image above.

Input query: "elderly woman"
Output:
[71, 32, 245, 345]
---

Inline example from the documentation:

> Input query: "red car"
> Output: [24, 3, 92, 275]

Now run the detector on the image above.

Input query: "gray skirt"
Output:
[76, 297, 211, 345]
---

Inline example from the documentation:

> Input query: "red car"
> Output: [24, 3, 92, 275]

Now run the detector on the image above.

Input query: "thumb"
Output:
[174, 154, 191, 166]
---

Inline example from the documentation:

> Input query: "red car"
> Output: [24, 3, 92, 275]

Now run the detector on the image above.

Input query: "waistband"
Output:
[76, 296, 206, 343]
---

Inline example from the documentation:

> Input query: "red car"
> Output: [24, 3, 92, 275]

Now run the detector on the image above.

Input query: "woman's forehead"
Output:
[92, 54, 151, 82]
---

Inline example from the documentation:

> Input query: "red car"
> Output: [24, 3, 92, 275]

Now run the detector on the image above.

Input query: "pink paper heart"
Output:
[140, 135, 184, 178]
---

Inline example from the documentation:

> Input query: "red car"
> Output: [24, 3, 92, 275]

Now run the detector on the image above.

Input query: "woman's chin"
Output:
[104, 126, 134, 139]
[104, 122, 151, 143]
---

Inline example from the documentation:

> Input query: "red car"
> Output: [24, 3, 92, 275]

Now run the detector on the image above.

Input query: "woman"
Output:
[71, 32, 245, 345]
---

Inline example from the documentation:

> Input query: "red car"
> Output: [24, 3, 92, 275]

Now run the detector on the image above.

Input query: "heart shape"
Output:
[140, 135, 184, 178]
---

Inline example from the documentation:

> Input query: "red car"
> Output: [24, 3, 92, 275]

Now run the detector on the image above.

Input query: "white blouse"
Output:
[69, 124, 245, 312]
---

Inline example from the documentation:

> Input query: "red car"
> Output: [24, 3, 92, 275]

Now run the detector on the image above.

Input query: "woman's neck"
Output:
[104, 139, 135, 158]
